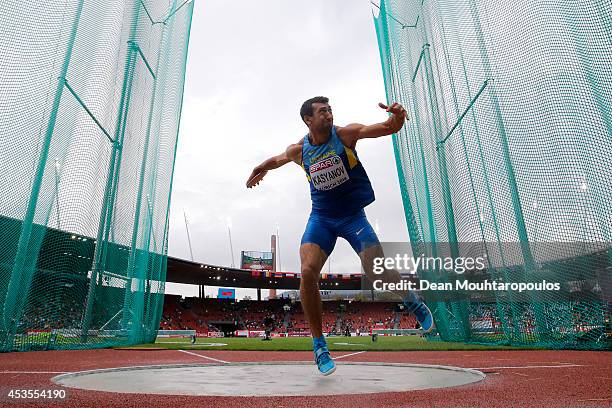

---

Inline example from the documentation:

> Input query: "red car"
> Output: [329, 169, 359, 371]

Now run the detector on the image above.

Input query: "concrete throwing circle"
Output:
[52, 362, 485, 396]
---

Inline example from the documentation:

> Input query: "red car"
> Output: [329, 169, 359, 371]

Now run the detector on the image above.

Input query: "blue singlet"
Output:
[300, 126, 379, 255]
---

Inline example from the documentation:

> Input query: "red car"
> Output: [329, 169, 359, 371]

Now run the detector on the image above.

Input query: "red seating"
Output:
[161, 296, 413, 334]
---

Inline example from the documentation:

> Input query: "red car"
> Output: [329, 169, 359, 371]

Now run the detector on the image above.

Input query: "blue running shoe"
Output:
[314, 345, 336, 376]
[403, 292, 434, 333]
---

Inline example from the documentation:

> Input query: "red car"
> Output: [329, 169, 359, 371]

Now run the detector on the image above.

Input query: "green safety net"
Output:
[373, 0, 611, 349]
[0, 0, 194, 351]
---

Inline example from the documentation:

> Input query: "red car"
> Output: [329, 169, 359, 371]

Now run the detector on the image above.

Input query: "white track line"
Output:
[178, 349, 229, 364]
[577, 398, 612, 402]
[470, 364, 584, 370]
[334, 351, 367, 360]
[0, 371, 68, 374]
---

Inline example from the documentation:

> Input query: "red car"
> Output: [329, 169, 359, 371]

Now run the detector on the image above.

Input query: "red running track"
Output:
[0, 349, 610, 407]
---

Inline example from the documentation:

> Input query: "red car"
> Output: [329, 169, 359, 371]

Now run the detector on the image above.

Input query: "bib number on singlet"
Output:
[309, 155, 349, 191]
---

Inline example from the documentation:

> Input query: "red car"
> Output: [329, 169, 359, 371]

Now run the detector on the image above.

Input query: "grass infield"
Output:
[130, 335, 525, 351]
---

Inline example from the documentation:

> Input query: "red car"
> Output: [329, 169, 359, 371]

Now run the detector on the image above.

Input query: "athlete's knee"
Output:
[360, 244, 383, 266]
[300, 264, 320, 286]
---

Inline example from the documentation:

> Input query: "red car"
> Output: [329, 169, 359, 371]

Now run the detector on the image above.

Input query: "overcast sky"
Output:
[165, 0, 409, 298]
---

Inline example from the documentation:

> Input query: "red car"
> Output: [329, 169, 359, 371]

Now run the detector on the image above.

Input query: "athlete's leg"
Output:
[299, 243, 328, 338]
[360, 243, 408, 300]
[340, 210, 434, 332]
[360, 244, 434, 332]
[300, 214, 337, 375]
[335, 210, 406, 298]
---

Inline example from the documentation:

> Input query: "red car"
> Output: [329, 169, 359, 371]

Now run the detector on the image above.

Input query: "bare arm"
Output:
[246, 142, 302, 188]
[337, 102, 408, 148]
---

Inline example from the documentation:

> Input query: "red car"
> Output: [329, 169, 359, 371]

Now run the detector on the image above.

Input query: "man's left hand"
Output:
[378, 102, 407, 120]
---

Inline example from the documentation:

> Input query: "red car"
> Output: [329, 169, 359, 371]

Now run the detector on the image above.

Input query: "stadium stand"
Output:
[161, 296, 418, 336]
[160, 295, 610, 342]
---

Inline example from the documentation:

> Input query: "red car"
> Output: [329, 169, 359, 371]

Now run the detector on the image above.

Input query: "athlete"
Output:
[246, 96, 433, 375]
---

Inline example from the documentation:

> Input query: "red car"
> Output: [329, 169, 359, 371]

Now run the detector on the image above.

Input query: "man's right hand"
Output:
[246, 143, 302, 188]
[246, 166, 267, 188]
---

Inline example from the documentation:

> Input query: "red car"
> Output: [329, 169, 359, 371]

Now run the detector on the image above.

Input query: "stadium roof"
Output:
[0, 215, 365, 291]
[6, 215, 607, 292]
[167, 256, 364, 290]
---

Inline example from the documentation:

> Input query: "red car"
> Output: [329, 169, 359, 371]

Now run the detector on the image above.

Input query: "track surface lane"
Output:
[0, 349, 610, 407]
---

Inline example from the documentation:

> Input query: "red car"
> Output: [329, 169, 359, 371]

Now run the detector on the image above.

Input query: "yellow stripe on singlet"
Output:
[344, 146, 359, 169]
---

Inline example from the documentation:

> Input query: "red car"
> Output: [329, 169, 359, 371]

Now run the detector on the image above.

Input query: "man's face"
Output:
[306, 102, 333, 131]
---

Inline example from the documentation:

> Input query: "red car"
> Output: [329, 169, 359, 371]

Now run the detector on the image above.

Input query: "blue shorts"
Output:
[300, 209, 380, 256]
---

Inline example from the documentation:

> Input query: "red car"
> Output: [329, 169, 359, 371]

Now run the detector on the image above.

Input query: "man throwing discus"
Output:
[246, 96, 433, 376]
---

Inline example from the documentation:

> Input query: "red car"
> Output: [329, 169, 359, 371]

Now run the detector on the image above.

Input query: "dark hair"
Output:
[300, 96, 329, 123]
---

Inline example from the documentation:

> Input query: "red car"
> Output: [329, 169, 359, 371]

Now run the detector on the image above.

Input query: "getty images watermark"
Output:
[369, 252, 559, 292]
[358, 242, 606, 294]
